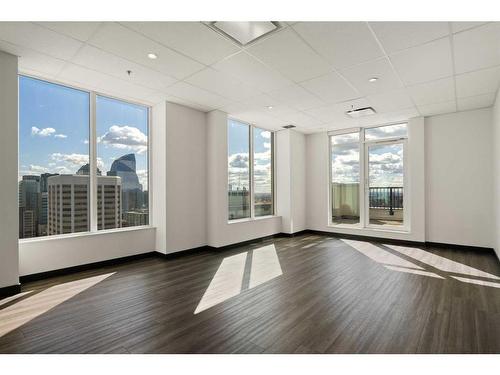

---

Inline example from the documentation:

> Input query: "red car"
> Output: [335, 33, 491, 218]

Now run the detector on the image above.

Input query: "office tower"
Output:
[47, 175, 121, 235]
[40, 173, 58, 193]
[124, 211, 148, 226]
[107, 154, 146, 226]
[18, 175, 41, 238]
[76, 163, 102, 176]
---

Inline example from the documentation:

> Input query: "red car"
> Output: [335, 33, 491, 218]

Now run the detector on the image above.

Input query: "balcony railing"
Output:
[369, 187, 403, 215]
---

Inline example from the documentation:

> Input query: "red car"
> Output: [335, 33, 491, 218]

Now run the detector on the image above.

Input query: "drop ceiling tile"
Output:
[299, 72, 359, 103]
[213, 52, 292, 92]
[406, 77, 455, 105]
[304, 98, 370, 123]
[367, 89, 415, 113]
[271, 110, 323, 128]
[339, 57, 403, 96]
[37, 22, 102, 42]
[185, 67, 261, 102]
[246, 27, 332, 82]
[390, 37, 453, 85]
[0, 22, 83, 60]
[417, 100, 456, 116]
[122, 22, 240, 65]
[165, 81, 232, 110]
[88, 22, 204, 80]
[455, 66, 500, 98]
[0, 40, 66, 77]
[457, 93, 496, 111]
[266, 83, 325, 111]
[57, 63, 157, 103]
[72, 45, 177, 92]
[292, 22, 383, 69]
[228, 110, 287, 130]
[451, 22, 488, 33]
[370, 22, 449, 53]
[453, 23, 500, 74]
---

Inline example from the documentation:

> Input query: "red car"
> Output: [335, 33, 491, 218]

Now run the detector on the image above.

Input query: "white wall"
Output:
[207, 110, 282, 248]
[0, 51, 19, 289]
[165, 102, 207, 253]
[276, 129, 306, 234]
[19, 227, 156, 276]
[306, 117, 426, 242]
[490, 95, 500, 258]
[425, 109, 494, 248]
[151, 101, 167, 253]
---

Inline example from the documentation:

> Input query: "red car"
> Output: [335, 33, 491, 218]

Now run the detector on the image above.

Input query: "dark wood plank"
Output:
[0, 234, 499, 353]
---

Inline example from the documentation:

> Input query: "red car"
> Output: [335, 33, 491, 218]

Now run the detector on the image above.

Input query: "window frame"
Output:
[18, 74, 152, 242]
[328, 122, 409, 232]
[227, 118, 276, 222]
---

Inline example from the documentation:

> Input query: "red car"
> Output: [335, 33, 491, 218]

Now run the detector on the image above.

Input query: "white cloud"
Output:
[51, 153, 89, 166]
[54, 134, 67, 139]
[98, 125, 148, 154]
[31, 126, 56, 137]
[260, 131, 271, 139]
[29, 165, 49, 174]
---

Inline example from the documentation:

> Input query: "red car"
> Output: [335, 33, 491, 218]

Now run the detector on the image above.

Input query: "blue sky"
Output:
[19, 76, 149, 190]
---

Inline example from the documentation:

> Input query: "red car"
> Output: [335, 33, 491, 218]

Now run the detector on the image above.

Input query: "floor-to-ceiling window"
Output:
[329, 123, 408, 230]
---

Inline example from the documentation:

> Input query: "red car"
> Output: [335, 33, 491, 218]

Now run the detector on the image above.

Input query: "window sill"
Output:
[227, 215, 281, 225]
[328, 224, 410, 235]
[19, 225, 156, 244]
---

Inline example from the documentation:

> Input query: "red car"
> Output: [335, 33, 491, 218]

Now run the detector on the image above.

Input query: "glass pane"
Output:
[96, 96, 149, 230]
[254, 128, 273, 217]
[368, 143, 404, 226]
[18, 76, 90, 238]
[228, 119, 250, 220]
[331, 138, 360, 225]
[365, 123, 407, 140]
[331, 132, 359, 145]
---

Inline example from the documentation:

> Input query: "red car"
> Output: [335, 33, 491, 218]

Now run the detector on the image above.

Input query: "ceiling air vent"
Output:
[210, 21, 281, 46]
[283, 124, 296, 129]
[346, 106, 377, 118]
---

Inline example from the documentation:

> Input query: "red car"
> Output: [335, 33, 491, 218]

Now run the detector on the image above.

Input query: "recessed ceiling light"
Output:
[147, 53, 158, 59]
[368, 77, 379, 83]
[283, 125, 296, 129]
[267, 106, 273, 110]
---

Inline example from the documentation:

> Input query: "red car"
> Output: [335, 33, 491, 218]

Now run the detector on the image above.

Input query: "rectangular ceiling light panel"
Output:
[212, 21, 280, 46]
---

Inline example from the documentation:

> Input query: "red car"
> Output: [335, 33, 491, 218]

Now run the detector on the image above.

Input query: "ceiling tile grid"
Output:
[1, 21, 500, 133]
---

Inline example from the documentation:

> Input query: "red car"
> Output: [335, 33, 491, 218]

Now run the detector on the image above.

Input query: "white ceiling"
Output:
[0, 21, 499, 133]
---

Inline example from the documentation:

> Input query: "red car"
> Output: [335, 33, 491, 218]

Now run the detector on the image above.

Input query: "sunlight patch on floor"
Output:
[194, 252, 247, 314]
[451, 276, 500, 288]
[195, 244, 283, 314]
[0, 291, 33, 308]
[384, 265, 444, 279]
[385, 245, 500, 280]
[0, 272, 115, 338]
[249, 244, 283, 289]
[342, 239, 423, 269]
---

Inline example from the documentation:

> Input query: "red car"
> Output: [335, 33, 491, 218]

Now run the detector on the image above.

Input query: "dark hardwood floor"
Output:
[1, 234, 499, 354]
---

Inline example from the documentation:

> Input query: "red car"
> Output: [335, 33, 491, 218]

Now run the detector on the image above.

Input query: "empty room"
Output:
[1, 1, 500, 370]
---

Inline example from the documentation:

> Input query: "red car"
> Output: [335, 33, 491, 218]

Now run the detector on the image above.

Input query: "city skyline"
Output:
[18, 76, 149, 190]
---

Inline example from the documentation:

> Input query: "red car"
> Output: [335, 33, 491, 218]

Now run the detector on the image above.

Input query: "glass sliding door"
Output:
[366, 141, 405, 227]
[330, 132, 360, 225]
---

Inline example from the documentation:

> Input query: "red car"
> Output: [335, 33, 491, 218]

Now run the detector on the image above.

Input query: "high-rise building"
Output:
[47, 175, 121, 235]
[107, 154, 144, 215]
[18, 175, 41, 238]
